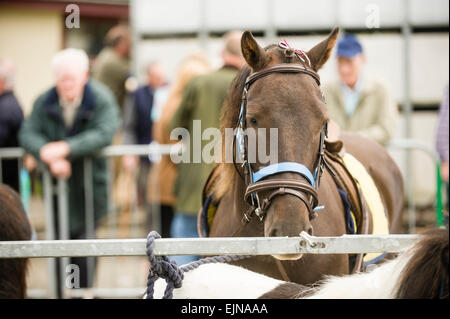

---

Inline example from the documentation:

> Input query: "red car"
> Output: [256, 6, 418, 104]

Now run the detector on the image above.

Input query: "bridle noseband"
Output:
[233, 63, 328, 225]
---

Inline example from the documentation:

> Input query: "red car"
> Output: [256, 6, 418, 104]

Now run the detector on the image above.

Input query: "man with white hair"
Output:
[19, 48, 120, 296]
[0, 57, 24, 192]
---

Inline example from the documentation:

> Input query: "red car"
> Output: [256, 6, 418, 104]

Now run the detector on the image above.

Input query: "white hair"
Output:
[0, 57, 16, 91]
[51, 48, 89, 77]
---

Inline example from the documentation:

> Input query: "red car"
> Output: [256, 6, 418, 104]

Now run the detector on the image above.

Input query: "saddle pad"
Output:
[342, 153, 390, 264]
[198, 193, 218, 237]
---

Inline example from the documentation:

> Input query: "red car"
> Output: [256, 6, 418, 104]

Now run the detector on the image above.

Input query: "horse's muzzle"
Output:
[272, 253, 303, 261]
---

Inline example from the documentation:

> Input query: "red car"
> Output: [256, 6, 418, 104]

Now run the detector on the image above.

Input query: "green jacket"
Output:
[169, 66, 238, 215]
[92, 47, 130, 111]
[19, 80, 120, 236]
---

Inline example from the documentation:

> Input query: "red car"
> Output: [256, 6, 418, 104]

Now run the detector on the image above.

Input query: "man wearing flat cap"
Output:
[323, 34, 398, 144]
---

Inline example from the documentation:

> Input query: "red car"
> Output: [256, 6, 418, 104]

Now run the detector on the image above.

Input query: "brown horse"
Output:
[0, 183, 32, 298]
[205, 28, 404, 285]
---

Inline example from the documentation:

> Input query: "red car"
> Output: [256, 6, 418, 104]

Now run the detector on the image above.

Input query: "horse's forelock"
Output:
[394, 228, 449, 299]
[219, 43, 306, 136]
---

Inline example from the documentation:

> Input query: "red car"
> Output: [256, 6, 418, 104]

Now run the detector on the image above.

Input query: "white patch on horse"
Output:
[304, 249, 414, 299]
[152, 263, 283, 299]
[150, 248, 415, 299]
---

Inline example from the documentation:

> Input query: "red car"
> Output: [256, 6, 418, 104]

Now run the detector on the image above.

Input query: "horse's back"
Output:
[340, 133, 404, 233]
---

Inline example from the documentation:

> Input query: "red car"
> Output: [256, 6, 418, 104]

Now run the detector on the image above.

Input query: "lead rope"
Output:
[145, 231, 252, 299]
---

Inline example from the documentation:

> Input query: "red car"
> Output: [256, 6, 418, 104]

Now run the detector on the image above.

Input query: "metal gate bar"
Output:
[0, 234, 422, 258]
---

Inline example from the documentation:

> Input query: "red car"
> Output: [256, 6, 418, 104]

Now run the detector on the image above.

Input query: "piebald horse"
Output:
[153, 228, 448, 299]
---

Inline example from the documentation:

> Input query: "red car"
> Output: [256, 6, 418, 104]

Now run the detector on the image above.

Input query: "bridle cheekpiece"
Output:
[234, 41, 328, 225]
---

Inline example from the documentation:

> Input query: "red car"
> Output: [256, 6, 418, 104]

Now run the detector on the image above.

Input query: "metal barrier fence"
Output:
[0, 234, 422, 258]
[0, 143, 180, 299]
[386, 139, 446, 232]
[0, 139, 444, 298]
[0, 233, 423, 298]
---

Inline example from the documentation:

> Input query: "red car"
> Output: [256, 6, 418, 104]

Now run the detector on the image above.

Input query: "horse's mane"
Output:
[211, 44, 291, 199]
[210, 66, 251, 199]
[394, 227, 449, 299]
[0, 184, 32, 298]
[295, 227, 449, 299]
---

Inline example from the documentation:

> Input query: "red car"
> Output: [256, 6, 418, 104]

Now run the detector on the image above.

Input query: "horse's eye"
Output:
[249, 117, 258, 126]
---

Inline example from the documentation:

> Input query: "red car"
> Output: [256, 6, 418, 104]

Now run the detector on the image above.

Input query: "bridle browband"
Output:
[245, 64, 321, 87]
[233, 62, 328, 226]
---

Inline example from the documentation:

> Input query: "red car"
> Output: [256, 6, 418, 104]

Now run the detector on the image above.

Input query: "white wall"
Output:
[132, 0, 449, 203]
[134, 0, 449, 31]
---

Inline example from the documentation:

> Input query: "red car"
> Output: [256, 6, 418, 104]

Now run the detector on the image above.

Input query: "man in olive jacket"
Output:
[168, 31, 245, 265]
[92, 24, 131, 112]
[19, 49, 119, 291]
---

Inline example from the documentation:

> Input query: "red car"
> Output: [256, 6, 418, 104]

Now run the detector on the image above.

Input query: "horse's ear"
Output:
[307, 27, 339, 72]
[241, 31, 267, 70]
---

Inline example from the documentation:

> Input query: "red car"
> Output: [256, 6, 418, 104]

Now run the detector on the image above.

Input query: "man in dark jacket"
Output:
[121, 61, 167, 207]
[19, 48, 120, 294]
[0, 58, 23, 192]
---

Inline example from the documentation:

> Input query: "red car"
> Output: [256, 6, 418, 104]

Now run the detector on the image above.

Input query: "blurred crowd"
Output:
[0, 25, 448, 293]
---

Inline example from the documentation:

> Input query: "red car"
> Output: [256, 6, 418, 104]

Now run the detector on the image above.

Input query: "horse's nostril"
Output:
[307, 226, 313, 236]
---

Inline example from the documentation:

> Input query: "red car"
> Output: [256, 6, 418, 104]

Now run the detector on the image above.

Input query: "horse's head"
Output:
[238, 28, 339, 259]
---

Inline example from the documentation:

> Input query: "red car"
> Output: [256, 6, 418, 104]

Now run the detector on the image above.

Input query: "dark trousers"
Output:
[146, 204, 174, 238]
[1, 159, 19, 192]
[160, 204, 174, 238]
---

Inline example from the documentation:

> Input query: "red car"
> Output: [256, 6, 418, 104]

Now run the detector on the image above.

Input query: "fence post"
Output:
[42, 167, 57, 299]
[106, 159, 117, 237]
[57, 177, 69, 299]
[401, 0, 415, 234]
[387, 139, 443, 230]
[83, 157, 96, 294]
[436, 163, 444, 226]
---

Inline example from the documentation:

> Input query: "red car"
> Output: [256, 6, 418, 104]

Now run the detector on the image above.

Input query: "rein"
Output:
[233, 62, 327, 228]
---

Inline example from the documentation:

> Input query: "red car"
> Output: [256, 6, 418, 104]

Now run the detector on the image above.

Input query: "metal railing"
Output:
[386, 139, 446, 232]
[0, 138, 445, 298]
[0, 143, 181, 299]
[0, 233, 422, 258]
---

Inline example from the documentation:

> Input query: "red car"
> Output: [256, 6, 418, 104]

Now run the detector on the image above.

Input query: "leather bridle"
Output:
[233, 63, 328, 226]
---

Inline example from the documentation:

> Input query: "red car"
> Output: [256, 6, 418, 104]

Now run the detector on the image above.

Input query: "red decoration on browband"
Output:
[279, 39, 311, 67]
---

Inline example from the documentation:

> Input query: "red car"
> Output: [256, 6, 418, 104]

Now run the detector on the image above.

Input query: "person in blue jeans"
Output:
[170, 213, 201, 265]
